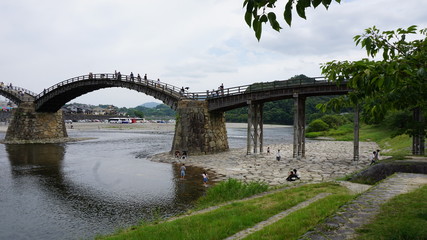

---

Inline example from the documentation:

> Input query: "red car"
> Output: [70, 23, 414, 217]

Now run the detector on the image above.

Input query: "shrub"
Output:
[196, 178, 269, 209]
[320, 114, 348, 129]
[306, 119, 329, 132]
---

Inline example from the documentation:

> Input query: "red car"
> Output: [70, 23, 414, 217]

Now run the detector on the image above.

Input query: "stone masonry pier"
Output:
[172, 100, 229, 155]
[5, 102, 67, 143]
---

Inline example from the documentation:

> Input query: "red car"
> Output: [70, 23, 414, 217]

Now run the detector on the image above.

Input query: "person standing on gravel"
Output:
[180, 164, 186, 179]
[370, 151, 377, 165]
[202, 172, 209, 186]
[276, 149, 281, 161]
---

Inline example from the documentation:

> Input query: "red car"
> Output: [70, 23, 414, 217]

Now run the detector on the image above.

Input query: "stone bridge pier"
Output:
[5, 102, 67, 143]
[172, 100, 229, 155]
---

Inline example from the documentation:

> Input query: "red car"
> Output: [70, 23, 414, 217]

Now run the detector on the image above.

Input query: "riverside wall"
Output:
[5, 102, 67, 143]
[172, 100, 229, 155]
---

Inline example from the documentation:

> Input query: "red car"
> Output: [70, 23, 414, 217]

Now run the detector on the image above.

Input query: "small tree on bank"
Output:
[320, 25, 427, 155]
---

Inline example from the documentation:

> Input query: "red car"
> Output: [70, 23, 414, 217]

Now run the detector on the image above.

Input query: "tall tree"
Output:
[243, 0, 341, 40]
[320, 25, 427, 154]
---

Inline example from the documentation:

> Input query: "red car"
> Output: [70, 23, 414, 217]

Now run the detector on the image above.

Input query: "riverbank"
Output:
[151, 140, 378, 186]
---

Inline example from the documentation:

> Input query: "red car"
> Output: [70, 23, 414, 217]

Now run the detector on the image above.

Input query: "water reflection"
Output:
[1, 134, 207, 240]
[7, 144, 65, 177]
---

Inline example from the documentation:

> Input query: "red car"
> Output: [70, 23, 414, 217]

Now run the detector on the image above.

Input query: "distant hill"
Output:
[139, 102, 161, 108]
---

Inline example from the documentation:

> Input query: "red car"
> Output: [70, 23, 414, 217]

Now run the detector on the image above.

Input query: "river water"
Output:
[0, 125, 293, 240]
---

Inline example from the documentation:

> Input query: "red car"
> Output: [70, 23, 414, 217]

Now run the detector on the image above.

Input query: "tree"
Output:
[320, 25, 427, 154]
[243, 0, 341, 40]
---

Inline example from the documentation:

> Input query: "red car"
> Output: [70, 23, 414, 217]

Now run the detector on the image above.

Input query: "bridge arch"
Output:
[0, 85, 36, 105]
[34, 73, 187, 112]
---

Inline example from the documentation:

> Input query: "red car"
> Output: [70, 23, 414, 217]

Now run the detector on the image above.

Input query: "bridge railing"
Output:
[34, 73, 189, 100]
[0, 85, 37, 102]
[183, 77, 336, 100]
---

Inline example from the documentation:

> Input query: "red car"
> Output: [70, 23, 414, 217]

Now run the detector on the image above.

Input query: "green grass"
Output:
[243, 194, 354, 240]
[98, 182, 352, 240]
[195, 178, 269, 210]
[355, 185, 427, 240]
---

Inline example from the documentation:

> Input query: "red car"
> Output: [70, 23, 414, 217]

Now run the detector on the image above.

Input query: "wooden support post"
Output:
[412, 107, 425, 155]
[298, 96, 306, 158]
[293, 93, 299, 158]
[259, 103, 264, 154]
[353, 104, 360, 161]
[247, 101, 264, 155]
[247, 100, 252, 155]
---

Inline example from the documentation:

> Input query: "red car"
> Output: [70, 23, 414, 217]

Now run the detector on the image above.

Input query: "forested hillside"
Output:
[225, 96, 338, 125]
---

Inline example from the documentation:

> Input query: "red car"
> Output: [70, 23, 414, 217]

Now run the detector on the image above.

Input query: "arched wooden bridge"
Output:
[31, 73, 349, 112]
[0, 85, 36, 104]
[2, 73, 357, 158]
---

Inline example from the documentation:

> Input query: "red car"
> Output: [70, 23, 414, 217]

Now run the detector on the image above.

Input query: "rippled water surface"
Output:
[0, 125, 292, 240]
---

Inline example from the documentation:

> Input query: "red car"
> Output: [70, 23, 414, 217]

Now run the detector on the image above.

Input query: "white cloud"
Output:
[0, 0, 426, 107]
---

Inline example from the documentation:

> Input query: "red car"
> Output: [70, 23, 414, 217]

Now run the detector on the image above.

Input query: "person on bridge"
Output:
[137, 74, 142, 82]
[144, 74, 147, 81]
[130, 72, 134, 81]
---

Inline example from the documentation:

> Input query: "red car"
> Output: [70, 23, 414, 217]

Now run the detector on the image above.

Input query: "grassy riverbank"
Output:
[98, 182, 354, 240]
[307, 123, 414, 158]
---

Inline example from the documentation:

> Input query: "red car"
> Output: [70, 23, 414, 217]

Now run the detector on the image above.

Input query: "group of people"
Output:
[113, 71, 148, 82]
[175, 150, 188, 159]
[179, 163, 209, 186]
[209, 83, 225, 97]
[286, 169, 300, 181]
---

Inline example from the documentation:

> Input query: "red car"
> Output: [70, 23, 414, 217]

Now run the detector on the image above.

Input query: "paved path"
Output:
[299, 173, 427, 240]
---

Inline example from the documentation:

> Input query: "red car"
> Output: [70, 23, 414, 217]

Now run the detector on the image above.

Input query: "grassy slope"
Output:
[98, 183, 353, 240]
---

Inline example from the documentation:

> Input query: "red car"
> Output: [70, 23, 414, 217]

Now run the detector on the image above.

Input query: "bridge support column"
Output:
[5, 102, 68, 143]
[412, 107, 425, 155]
[293, 94, 306, 159]
[246, 101, 263, 155]
[172, 100, 229, 155]
[353, 104, 360, 161]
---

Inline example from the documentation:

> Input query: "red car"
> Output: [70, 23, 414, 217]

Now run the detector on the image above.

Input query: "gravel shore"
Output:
[151, 140, 378, 186]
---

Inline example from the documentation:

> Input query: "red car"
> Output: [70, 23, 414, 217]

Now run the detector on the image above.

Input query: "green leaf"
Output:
[312, 0, 322, 8]
[284, 0, 293, 26]
[245, 11, 253, 27]
[267, 12, 282, 32]
[322, 0, 332, 8]
[296, 2, 307, 19]
[260, 14, 268, 23]
[253, 17, 262, 40]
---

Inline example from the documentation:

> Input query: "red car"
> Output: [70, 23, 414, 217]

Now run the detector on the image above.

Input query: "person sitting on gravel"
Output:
[182, 151, 188, 160]
[286, 169, 300, 181]
[175, 150, 181, 158]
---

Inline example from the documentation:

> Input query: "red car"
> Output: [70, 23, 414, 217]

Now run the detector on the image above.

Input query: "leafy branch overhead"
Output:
[243, 0, 341, 40]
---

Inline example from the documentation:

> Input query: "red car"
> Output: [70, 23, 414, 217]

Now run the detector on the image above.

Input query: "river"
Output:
[0, 124, 293, 240]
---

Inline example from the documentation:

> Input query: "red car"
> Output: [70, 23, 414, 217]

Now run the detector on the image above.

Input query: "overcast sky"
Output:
[1, 0, 426, 108]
